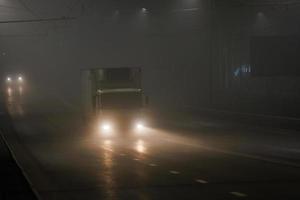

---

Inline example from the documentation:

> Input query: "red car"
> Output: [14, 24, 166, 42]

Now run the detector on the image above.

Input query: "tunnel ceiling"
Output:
[232, 0, 300, 5]
[0, 0, 78, 19]
[1, 0, 300, 20]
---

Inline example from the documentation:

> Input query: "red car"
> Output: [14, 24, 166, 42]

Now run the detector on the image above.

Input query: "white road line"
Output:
[195, 179, 208, 184]
[230, 192, 247, 197]
[169, 170, 180, 174]
[102, 147, 113, 152]
[165, 139, 300, 168]
[133, 158, 139, 161]
[149, 163, 158, 167]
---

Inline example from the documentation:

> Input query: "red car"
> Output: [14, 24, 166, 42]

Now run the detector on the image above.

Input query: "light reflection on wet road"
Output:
[3, 88, 300, 199]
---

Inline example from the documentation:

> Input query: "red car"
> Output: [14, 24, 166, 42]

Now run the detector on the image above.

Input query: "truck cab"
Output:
[81, 67, 147, 135]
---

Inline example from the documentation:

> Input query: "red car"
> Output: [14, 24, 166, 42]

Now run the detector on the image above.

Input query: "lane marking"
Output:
[133, 158, 140, 161]
[230, 192, 247, 197]
[163, 138, 300, 168]
[218, 149, 300, 168]
[101, 146, 113, 152]
[169, 170, 180, 175]
[195, 179, 208, 184]
[149, 163, 158, 167]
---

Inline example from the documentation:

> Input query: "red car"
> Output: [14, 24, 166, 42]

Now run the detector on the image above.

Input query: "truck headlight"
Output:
[101, 123, 112, 132]
[135, 121, 145, 131]
[100, 122, 113, 134]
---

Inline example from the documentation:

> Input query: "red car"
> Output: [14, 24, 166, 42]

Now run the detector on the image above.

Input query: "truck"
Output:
[81, 67, 147, 135]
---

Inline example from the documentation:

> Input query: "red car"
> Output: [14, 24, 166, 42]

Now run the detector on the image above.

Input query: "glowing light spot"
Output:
[257, 11, 264, 17]
[19, 87, 23, 95]
[196, 179, 208, 184]
[141, 8, 147, 13]
[7, 87, 12, 96]
[99, 122, 113, 137]
[169, 170, 180, 175]
[135, 140, 146, 154]
[230, 192, 247, 197]
[104, 140, 112, 146]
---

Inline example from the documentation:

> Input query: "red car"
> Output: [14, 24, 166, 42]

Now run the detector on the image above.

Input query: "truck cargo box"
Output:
[81, 67, 142, 117]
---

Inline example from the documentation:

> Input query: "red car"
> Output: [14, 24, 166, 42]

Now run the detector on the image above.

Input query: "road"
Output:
[2, 86, 300, 200]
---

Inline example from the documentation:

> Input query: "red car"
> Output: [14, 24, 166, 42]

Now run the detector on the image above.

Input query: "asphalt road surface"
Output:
[2, 87, 300, 200]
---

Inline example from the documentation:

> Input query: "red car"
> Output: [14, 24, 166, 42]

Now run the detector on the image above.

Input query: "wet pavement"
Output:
[2, 87, 300, 199]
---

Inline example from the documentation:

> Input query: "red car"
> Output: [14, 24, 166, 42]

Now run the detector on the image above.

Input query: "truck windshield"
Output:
[100, 91, 142, 109]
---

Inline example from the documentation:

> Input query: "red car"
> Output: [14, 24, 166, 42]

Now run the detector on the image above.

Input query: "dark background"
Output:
[251, 36, 300, 77]
[1, 0, 300, 117]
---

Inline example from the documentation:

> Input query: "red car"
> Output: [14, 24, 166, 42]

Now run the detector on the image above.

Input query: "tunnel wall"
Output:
[212, 1, 300, 117]
[2, 0, 300, 118]
[20, 0, 213, 111]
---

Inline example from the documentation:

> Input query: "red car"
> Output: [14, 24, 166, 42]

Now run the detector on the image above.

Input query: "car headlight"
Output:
[6, 77, 11, 82]
[18, 76, 23, 82]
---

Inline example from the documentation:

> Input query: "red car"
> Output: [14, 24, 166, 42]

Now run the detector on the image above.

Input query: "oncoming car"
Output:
[5, 75, 25, 94]
[6, 75, 24, 85]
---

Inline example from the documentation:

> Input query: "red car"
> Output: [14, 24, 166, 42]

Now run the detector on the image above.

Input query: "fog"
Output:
[1, 0, 300, 117]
